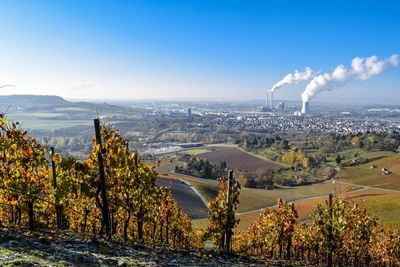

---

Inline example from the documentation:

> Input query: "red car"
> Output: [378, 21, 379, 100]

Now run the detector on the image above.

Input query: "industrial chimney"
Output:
[301, 101, 309, 114]
[270, 92, 274, 110]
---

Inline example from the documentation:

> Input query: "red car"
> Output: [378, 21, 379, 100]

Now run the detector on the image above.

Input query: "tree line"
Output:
[175, 155, 227, 179]
[242, 132, 400, 156]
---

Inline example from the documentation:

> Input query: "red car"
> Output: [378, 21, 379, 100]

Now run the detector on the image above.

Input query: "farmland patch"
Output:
[156, 177, 208, 219]
[198, 148, 283, 172]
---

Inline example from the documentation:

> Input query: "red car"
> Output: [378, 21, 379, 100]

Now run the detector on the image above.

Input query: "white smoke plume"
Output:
[0, 84, 15, 89]
[271, 67, 313, 92]
[301, 54, 399, 102]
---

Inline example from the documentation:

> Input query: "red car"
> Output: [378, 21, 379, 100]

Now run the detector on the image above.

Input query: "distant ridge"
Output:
[0, 94, 131, 113]
[0, 95, 71, 107]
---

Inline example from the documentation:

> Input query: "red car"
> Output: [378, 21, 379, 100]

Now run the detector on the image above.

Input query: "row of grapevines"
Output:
[0, 116, 50, 230]
[235, 197, 400, 266]
[0, 115, 201, 248]
[205, 173, 241, 252]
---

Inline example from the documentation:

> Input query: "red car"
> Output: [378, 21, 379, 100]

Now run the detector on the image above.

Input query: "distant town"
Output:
[1, 95, 399, 159]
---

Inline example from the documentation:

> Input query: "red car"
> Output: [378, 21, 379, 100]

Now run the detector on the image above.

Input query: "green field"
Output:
[238, 181, 357, 212]
[10, 112, 66, 118]
[183, 148, 210, 155]
[339, 154, 400, 190]
[246, 147, 283, 162]
[10, 118, 93, 130]
[193, 186, 400, 231]
[28, 120, 92, 130]
[175, 172, 358, 213]
[54, 107, 91, 112]
[6, 114, 133, 131]
[325, 149, 396, 166]
[360, 194, 400, 230]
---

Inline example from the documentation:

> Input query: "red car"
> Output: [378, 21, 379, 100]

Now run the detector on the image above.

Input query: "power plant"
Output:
[269, 54, 399, 117]
[265, 91, 274, 110]
[276, 102, 285, 111]
[301, 101, 309, 114]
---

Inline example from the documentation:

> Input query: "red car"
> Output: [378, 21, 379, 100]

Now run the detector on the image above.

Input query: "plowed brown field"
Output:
[198, 148, 283, 171]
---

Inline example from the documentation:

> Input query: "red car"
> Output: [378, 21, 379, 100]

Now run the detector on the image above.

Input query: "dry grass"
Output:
[339, 154, 400, 190]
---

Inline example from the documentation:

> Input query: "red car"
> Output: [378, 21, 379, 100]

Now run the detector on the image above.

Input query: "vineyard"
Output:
[0, 116, 200, 248]
[235, 196, 400, 266]
[1, 114, 400, 266]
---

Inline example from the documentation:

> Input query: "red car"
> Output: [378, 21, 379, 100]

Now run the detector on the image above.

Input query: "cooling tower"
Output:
[301, 101, 309, 114]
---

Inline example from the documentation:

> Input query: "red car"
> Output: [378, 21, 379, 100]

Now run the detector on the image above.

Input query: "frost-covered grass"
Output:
[0, 229, 259, 266]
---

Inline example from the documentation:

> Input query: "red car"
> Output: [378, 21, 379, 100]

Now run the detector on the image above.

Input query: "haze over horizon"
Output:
[0, 0, 399, 104]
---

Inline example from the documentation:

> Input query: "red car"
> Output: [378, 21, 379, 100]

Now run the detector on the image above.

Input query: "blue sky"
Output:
[0, 0, 399, 103]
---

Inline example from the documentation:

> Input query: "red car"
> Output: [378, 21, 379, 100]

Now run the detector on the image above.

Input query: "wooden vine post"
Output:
[224, 170, 234, 253]
[327, 193, 333, 267]
[133, 152, 144, 241]
[94, 118, 111, 239]
[50, 147, 62, 229]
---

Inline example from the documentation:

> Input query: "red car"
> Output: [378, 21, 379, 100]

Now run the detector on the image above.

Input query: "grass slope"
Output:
[175, 172, 358, 213]
[339, 154, 400, 190]
[184, 148, 211, 155]
[359, 194, 400, 230]
[193, 186, 400, 231]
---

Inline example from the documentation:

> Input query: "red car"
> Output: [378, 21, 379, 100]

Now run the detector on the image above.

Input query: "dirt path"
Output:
[334, 180, 400, 193]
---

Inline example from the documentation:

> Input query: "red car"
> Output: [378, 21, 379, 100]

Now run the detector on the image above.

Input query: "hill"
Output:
[339, 154, 400, 190]
[0, 94, 125, 113]
[0, 95, 71, 107]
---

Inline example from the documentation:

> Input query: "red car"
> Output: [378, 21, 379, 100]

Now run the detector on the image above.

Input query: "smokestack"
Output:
[301, 101, 309, 114]
[270, 92, 274, 110]
[266, 92, 269, 108]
